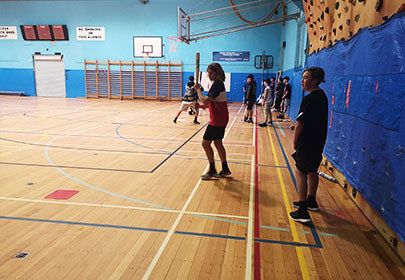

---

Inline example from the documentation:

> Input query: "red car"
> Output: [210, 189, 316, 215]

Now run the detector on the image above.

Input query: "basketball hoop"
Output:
[167, 36, 182, 53]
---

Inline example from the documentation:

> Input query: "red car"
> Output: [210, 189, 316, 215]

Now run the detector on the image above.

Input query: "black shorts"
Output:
[293, 151, 322, 175]
[203, 124, 226, 140]
[247, 100, 254, 110]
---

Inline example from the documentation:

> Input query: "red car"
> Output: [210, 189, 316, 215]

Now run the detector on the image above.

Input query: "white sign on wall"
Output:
[0, 26, 18, 40]
[200, 72, 231, 92]
[76, 27, 105, 41]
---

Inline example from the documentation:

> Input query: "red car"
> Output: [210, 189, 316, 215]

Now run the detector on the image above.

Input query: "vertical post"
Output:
[195, 52, 200, 84]
[95, 60, 99, 98]
[144, 60, 146, 99]
[84, 60, 88, 98]
[168, 62, 171, 100]
[261, 50, 265, 95]
[131, 61, 134, 99]
[120, 60, 123, 100]
[156, 60, 159, 99]
[107, 60, 111, 99]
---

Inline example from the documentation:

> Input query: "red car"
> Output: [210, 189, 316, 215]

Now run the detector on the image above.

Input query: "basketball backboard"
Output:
[133, 36, 163, 58]
[177, 7, 190, 44]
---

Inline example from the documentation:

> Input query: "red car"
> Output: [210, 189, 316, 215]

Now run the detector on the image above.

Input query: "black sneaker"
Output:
[244, 117, 249, 122]
[293, 200, 319, 211]
[248, 118, 253, 123]
[289, 209, 311, 223]
[258, 123, 267, 127]
[201, 170, 217, 180]
[216, 170, 232, 178]
[173, 119, 177, 123]
[267, 122, 273, 127]
[277, 114, 285, 119]
[193, 120, 200, 124]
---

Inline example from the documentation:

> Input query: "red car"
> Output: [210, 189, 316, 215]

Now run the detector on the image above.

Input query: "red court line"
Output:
[254, 106, 261, 280]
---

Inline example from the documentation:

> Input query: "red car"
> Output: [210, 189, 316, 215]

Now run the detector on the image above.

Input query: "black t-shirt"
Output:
[296, 89, 328, 154]
[246, 81, 257, 101]
[284, 83, 291, 99]
[275, 82, 285, 98]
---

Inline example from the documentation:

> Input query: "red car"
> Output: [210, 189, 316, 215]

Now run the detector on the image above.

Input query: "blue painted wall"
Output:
[0, 0, 295, 100]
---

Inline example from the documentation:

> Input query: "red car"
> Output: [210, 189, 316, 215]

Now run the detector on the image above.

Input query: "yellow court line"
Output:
[265, 123, 310, 280]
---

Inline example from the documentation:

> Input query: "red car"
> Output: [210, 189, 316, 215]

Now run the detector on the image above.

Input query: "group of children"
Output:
[173, 63, 328, 224]
[243, 75, 291, 127]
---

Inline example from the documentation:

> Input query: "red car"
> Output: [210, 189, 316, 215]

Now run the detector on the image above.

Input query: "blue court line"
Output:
[271, 126, 297, 192]
[0, 216, 168, 233]
[271, 125, 323, 249]
[262, 225, 338, 238]
[192, 214, 246, 225]
[254, 238, 322, 248]
[0, 215, 246, 240]
[275, 121, 285, 136]
[175, 231, 246, 240]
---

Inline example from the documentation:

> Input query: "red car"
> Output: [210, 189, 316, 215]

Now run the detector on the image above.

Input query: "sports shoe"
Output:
[277, 114, 285, 119]
[289, 209, 311, 223]
[193, 120, 200, 124]
[216, 170, 232, 178]
[244, 117, 249, 122]
[267, 122, 273, 127]
[201, 171, 217, 180]
[248, 118, 253, 123]
[293, 200, 319, 211]
[258, 123, 267, 127]
[173, 119, 177, 123]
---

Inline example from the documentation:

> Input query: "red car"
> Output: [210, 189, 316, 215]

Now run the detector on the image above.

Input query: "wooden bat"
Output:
[195, 52, 200, 84]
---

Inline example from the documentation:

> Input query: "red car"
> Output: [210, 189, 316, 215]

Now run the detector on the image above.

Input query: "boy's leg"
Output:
[193, 104, 200, 124]
[173, 111, 181, 123]
[214, 139, 231, 176]
[202, 139, 214, 162]
[296, 168, 308, 201]
[289, 167, 311, 222]
[201, 139, 217, 179]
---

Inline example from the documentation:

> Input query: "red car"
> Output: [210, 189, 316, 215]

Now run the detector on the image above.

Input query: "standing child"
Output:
[259, 78, 273, 127]
[278, 76, 291, 119]
[173, 75, 200, 124]
[194, 63, 231, 180]
[273, 77, 285, 111]
[244, 74, 257, 123]
[289, 67, 328, 223]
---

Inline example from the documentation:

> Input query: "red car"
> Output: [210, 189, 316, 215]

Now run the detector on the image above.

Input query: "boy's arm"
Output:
[293, 120, 304, 150]
[263, 88, 269, 102]
[195, 84, 213, 105]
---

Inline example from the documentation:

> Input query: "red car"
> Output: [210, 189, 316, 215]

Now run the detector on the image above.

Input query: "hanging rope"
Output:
[228, 0, 287, 25]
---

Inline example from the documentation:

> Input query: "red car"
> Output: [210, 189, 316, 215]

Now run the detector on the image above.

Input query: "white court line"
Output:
[142, 103, 245, 279]
[142, 165, 209, 280]
[0, 196, 248, 220]
[245, 155, 254, 280]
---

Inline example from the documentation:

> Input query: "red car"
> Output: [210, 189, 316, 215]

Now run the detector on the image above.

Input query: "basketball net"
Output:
[167, 37, 181, 53]
[143, 52, 151, 61]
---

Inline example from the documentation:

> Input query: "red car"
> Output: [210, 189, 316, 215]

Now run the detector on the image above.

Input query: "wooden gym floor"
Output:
[0, 96, 404, 279]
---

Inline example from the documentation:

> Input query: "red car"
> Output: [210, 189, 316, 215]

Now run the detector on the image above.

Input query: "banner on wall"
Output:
[76, 27, 105, 41]
[213, 51, 250, 62]
[200, 72, 231, 92]
[0, 26, 17, 40]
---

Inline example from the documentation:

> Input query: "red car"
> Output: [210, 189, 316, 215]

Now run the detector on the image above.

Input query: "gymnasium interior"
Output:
[1, 0, 404, 279]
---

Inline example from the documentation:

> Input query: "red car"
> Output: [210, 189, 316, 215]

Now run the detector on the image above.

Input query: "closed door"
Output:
[33, 54, 66, 97]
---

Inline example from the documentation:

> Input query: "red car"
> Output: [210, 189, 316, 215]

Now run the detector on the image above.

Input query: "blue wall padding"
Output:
[307, 12, 405, 241]
[65, 70, 85, 98]
[0, 68, 35, 96]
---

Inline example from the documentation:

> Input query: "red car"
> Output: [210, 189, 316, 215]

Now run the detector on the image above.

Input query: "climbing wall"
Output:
[303, 0, 405, 53]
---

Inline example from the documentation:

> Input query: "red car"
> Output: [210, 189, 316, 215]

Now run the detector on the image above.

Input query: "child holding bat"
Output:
[194, 63, 231, 180]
